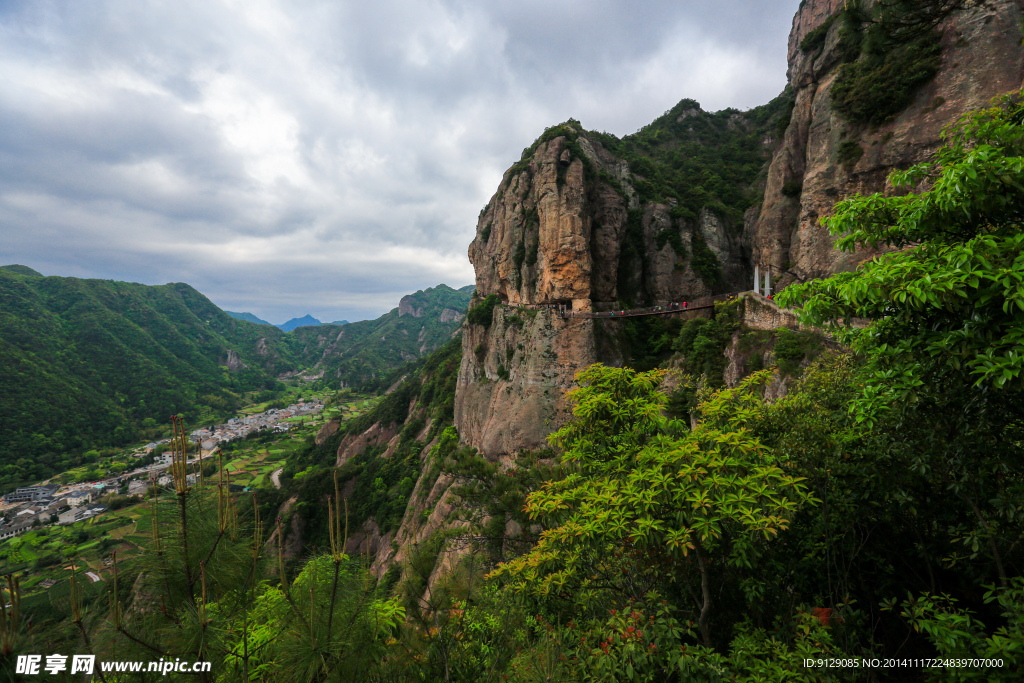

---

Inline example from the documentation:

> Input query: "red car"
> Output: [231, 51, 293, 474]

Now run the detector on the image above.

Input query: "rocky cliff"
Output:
[755, 0, 1024, 283]
[455, 97, 794, 456]
[283, 0, 1024, 594]
[454, 0, 1024, 461]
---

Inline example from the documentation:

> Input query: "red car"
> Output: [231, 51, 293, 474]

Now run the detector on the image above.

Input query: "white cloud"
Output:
[0, 0, 800, 322]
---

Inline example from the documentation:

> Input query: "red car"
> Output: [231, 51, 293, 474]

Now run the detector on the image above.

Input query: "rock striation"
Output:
[754, 0, 1024, 283]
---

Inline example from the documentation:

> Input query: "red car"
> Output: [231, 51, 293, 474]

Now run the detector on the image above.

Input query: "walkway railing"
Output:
[504, 292, 748, 319]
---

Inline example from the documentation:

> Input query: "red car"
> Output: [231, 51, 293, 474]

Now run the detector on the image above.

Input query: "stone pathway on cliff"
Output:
[508, 292, 748, 319]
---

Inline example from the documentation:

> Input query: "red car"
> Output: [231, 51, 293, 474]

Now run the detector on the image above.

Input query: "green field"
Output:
[1, 389, 376, 610]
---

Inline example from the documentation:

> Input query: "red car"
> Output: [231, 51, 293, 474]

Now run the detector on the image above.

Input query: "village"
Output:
[0, 398, 325, 541]
[185, 397, 325, 450]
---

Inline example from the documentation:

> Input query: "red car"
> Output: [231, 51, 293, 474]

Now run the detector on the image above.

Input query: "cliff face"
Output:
[754, 0, 1024, 282]
[454, 0, 1024, 462]
[456, 125, 756, 456]
[283, 2, 1024, 599]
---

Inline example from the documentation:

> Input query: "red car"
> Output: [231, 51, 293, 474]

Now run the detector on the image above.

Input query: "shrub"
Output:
[773, 328, 823, 376]
[800, 14, 837, 53]
[400, 417, 425, 444]
[837, 140, 864, 168]
[690, 233, 723, 288]
[467, 294, 500, 328]
[525, 238, 539, 268]
[655, 226, 687, 258]
[673, 304, 742, 385]
[832, 35, 942, 125]
[513, 241, 526, 273]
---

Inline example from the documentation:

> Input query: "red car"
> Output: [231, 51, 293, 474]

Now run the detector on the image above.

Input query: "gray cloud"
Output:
[0, 0, 800, 324]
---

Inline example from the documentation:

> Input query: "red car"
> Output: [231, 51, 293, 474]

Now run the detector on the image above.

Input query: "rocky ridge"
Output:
[280, 1, 1024, 597]
[455, 0, 1024, 463]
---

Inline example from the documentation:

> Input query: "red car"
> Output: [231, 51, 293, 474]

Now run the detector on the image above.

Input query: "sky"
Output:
[0, 0, 801, 324]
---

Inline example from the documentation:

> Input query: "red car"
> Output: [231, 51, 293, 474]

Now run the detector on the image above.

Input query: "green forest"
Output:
[0, 272, 297, 490]
[0, 274, 470, 491]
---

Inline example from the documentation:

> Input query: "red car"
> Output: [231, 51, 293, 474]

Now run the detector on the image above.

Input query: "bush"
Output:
[800, 14, 836, 53]
[525, 238, 539, 268]
[655, 226, 687, 257]
[773, 328, 823, 376]
[32, 553, 62, 570]
[672, 301, 742, 385]
[832, 35, 942, 125]
[467, 294, 500, 328]
[781, 180, 803, 198]
[837, 140, 864, 168]
[513, 240, 526, 273]
[690, 233, 723, 288]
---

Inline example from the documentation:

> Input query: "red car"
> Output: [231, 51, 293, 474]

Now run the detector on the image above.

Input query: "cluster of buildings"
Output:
[0, 482, 118, 540]
[188, 400, 324, 451]
[0, 399, 324, 544]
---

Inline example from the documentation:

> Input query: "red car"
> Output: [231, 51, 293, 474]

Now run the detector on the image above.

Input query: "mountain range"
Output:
[0, 266, 473, 489]
[224, 311, 354, 330]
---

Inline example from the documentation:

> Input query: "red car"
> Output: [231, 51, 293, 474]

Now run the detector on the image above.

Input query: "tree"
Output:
[778, 91, 1024, 414]
[491, 364, 816, 648]
[778, 92, 1024, 589]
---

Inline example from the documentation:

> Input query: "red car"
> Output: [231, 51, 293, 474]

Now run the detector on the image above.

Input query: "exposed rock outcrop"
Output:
[755, 0, 1024, 284]
[224, 349, 246, 371]
[318, 0, 1024, 599]
[335, 422, 400, 467]
[399, 295, 426, 317]
[439, 308, 464, 323]
[454, 0, 1024, 465]
[456, 307, 599, 457]
[315, 417, 341, 446]
[456, 124, 756, 456]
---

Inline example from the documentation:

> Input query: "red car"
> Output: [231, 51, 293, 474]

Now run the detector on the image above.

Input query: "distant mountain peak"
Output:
[277, 314, 322, 332]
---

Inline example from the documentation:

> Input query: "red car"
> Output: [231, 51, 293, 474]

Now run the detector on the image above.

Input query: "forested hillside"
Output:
[289, 284, 474, 390]
[4, 3, 1023, 680]
[0, 271, 474, 491]
[0, 267, 299, 488]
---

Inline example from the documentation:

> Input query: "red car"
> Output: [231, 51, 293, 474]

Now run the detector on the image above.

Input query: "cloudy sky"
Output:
[0, 0, 800, 324]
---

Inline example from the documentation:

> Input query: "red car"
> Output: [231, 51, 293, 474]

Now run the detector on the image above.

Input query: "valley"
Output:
[0, 267, 471, 491]
[2, 1, 1024, 680]
[0, 388, 380, 629]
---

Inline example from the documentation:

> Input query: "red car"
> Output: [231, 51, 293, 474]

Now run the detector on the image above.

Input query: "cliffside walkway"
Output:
[509, 292, 748, 319]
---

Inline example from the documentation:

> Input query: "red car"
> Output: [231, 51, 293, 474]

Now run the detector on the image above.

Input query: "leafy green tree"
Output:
[779, 92, 1024, 412]
[891, 579, 1024, 681]
[492, 364, 816, 650]
[778, 93, 1024, 590]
